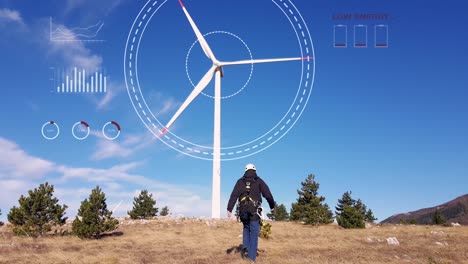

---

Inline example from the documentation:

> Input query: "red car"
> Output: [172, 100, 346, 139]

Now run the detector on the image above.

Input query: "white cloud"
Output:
[0, 12, 118, 113]
[64, 0, 86, 12]
[0, 136, 212, 221]
[159, 97, 180, 116]
[0, 8, 23, 24]
[54, 164, 213, 218]
[0, 179, 37, 216]
[0, 138, 55, 179]
[148, 91, 182, 117]
[96, 88, 115, 109]
[63, 0, 127, 16]
[94, 80, 126, 110]
[91, 131, 158, 160]
[91, 140, 133, 160]
[48, 37, 103, 70]
[54, 163, 212, 218]
[48, 23, 122, 110]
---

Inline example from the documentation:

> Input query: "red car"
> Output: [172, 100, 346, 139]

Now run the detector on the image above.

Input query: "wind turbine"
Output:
[162, 0, 310, 218]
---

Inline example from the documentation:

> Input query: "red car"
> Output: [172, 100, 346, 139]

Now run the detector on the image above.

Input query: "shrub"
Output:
[335, 191, 376, 229]
[337, 206, 365, 229]
[432, 209, 446, 225]
[160, 206, 169, 216]
[259, 222, 272, 239]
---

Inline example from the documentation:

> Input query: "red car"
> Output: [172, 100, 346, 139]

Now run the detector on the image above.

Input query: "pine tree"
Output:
[128, 190, 158, 219]
[289, 174, 333, 225]
[267, 203, 289, 221]
[160, 206, 169, 216]
[0, 209, 3, 226]
[7, 182, 67, 236]
[335, 191, 354, 217]
[72, 186, 119, 239]
[365, 209, 377, 223]
[354, 199, 367, 216]
[432, 209, 446, 225]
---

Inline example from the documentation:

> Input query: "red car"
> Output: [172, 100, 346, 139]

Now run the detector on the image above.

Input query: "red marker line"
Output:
[302, 56, 314, 60]
[178, 0, 184, 7]
[159, 127, 168, 137]
[111, 121, 121, 131]
[50, 121, 55, 124]
[334, 43, 346, 47]
[81, 121, 89, 127]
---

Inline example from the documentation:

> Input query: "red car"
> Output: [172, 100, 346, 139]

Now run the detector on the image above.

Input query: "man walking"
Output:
[227, 163, 275, 262]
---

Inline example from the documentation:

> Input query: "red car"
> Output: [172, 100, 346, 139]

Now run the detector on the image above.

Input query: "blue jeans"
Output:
[243, 220, 260, 261]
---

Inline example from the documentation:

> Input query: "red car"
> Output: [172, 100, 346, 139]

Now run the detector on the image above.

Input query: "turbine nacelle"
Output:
[216, 65, 224, 78]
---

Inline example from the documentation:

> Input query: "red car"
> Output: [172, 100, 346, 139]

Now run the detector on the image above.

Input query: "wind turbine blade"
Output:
[111, 200, 123, 214]
[178, 0, 217, 62]
[161, 65, 216, 135]
[220, 56, 313, 67]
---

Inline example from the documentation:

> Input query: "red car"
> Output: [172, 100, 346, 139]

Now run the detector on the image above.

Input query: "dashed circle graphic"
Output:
[124, 0, 316, 161]
[185, 31, 254, 99]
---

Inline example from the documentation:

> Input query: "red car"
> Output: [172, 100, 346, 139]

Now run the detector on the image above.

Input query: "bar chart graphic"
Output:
[53, 67, 108, 93]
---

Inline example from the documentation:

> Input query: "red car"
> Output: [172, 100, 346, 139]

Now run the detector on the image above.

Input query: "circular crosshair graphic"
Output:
[186, 31, 254, 99]
[72, 121, 90, 140]
[102, 121, 121, 140]
[124, 0, 315, 160]
[42, 121, 60, 140]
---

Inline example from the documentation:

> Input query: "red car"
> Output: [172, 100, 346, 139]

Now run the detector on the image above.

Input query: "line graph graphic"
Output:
[49, 17, 105, 42]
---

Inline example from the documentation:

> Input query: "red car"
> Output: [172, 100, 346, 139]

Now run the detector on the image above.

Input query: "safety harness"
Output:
[236, 176, 264, 224]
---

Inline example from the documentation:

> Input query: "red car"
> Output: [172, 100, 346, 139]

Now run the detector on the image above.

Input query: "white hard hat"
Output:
[245, 163, 256, 171]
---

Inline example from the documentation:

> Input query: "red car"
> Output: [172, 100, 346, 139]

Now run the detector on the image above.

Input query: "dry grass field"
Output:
[0, 218, 467, 264]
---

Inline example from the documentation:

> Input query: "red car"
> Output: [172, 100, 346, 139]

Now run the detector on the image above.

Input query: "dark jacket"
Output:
[227, 170, 275, 213]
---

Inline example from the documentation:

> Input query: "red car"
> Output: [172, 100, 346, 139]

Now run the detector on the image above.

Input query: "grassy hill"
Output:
[1, 217, 467, 264]
[382, 194, 468, 225]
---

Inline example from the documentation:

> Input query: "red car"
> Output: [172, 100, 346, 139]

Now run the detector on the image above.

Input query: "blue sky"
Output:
[0, 0, 467, 222]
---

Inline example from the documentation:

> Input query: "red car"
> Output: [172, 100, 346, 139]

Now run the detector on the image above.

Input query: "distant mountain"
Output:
[382, 194, 468, 225]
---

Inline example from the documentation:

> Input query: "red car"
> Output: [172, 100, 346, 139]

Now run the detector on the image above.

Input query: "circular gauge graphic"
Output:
[72, 121, 90, 140]
[41, 121, 60, 140]
[124, 0, 315, 160]
[102, 121, 121, 140]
